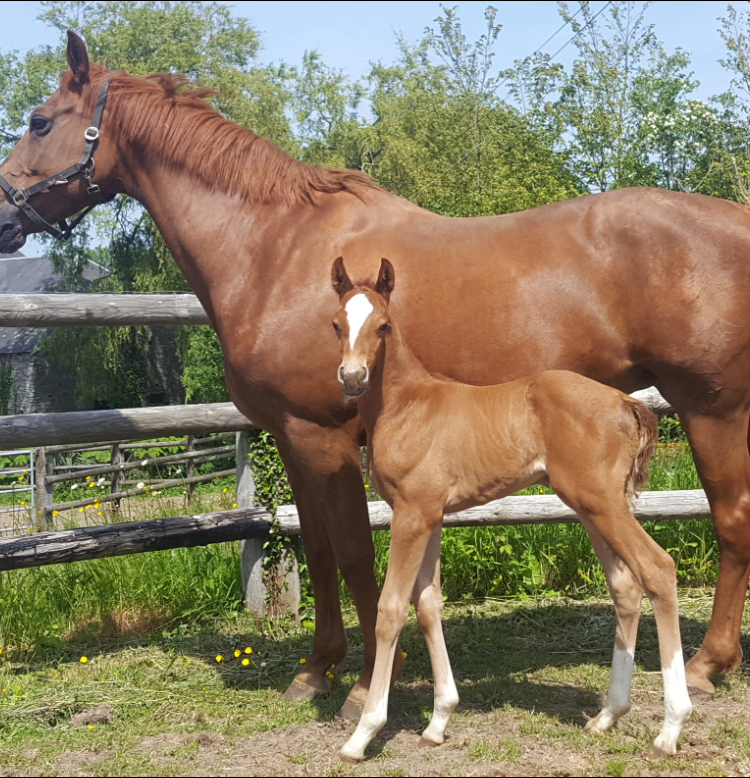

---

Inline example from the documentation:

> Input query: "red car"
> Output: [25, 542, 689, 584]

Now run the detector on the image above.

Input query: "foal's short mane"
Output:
[62, 65, 381, 206]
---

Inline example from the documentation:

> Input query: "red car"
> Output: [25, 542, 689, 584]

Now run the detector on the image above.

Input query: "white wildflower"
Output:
[137, 482, 145, 489]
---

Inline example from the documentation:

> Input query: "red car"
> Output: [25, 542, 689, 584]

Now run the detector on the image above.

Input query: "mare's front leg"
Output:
[341, 504, 442, 764]
[276, 421, 389, 713]
[412, 525, 459, 747]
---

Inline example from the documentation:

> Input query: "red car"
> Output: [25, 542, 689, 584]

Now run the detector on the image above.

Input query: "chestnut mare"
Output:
[0, 33, 749, 708]
[331, 258, 691, 761]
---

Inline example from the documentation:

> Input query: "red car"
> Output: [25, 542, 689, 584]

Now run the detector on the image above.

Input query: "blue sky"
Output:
[0, 0, 742, 255]
[0, 1, 740, 101]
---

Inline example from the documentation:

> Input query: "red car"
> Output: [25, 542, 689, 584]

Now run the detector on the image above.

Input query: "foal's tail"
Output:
[622, 396, 659, 507]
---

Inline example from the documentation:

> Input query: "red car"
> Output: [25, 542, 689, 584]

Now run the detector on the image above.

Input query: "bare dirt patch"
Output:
[131, 677, 750, 777]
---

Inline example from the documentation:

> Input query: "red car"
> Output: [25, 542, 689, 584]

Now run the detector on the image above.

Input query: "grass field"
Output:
[0, 596, 748, 777]
[0, 434, 748, 776]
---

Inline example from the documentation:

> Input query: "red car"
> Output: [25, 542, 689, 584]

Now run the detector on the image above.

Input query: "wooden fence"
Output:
[0, 292, 707, 620]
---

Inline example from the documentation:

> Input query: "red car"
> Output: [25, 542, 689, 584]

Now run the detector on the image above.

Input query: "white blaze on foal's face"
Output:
[345, 293, 375, 349]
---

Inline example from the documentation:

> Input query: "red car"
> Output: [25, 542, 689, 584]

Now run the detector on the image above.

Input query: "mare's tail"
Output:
[622, 396, 659, 507]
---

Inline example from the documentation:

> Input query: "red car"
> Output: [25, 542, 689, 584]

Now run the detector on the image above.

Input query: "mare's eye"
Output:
[332, 322, 341, 332]
[29, 115, 52, 136]
[378, 323, 391, 334]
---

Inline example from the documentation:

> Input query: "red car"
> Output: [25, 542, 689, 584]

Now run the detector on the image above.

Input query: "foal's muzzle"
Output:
[339, 364, 369, 397]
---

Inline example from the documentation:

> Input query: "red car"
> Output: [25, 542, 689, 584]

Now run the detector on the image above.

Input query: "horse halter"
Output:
[0, 79, 114, 242]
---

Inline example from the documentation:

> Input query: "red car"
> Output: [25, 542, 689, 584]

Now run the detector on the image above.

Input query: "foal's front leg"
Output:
[412, 525, 459, 747]
[340, 506, 441, 764]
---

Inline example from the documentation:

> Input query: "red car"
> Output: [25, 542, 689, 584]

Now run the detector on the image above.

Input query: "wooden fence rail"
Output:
[0, 490, 711, 573]
[0, 293, 209, 327]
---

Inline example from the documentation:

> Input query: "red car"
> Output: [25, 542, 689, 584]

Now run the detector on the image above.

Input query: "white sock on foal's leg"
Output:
[652, 651, 692, 756]
[585, 646, 634, 733]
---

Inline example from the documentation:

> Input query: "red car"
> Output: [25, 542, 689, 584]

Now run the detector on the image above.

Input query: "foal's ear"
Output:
[376, 258, 396, 301]
[331, 257, 354, 298]
[66, 31, 91, 86]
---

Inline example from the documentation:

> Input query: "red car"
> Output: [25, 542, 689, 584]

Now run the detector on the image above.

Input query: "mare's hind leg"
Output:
[276, 422, 396, 714]
[560, 490, 691, 755]
[678, 411, 750, 695]
[583, 526, 643, 733]
[412, 525, 459, 747]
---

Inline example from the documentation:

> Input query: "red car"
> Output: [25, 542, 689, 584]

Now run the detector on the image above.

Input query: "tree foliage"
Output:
[2, 1, 750, 408]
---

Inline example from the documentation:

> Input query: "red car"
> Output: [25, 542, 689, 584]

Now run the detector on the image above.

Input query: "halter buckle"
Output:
[87, 183, 101, 197]
[12, 189, 26, 206]
[84, 126, 100, 142]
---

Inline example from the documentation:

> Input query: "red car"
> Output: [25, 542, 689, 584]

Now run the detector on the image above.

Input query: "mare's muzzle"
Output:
[0, 202, 25, 254]
[339, 364, 369, 397]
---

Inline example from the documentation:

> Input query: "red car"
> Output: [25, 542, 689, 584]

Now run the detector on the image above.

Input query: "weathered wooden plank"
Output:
[51, 468, 236, 513]
[0, 293, 209, 327]
[0, 507, 271, 571]
[0, 403, 257, 448]
[275, 490, 711, 535]
[46, 444, 235, 485]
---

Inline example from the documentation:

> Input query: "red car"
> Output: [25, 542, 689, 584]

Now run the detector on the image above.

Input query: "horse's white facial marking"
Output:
[345, 293, 374, 349]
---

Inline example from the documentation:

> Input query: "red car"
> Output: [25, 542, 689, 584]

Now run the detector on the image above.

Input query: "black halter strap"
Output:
[0, 79, 114, 241]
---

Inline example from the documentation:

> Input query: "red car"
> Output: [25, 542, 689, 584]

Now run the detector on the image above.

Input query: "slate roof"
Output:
[0, 252, 109, 354]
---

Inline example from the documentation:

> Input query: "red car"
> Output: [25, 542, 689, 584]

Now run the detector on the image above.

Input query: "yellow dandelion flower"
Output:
[0, 648, 3, 654]
[242, 658, 250, 667]
[19, 501, 25, 506]
[88, 725, 95, 730]
[234, 650, 241, 658]
[80, 656, 89, 664]
[17, 476, 23, 481]
[86, 476, 92, 481]
[327, 672, 335, 680]
[215, 654, 223, 663]
[98, 512, 103, 517]
[232, 503, 238, 508]
[2, 688, 6, 693]
[202, 687, 207, 691]
[223, 487, 228, 493]
[79, 507, 85, 513]
[244, 647, 252, 655]
[299, 658, 306, 665]
[52, 510, 59, 517]
[402, 652, 408, 659]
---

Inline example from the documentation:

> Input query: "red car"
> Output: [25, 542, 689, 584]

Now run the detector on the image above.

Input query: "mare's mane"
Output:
[61, 65, 381, 206]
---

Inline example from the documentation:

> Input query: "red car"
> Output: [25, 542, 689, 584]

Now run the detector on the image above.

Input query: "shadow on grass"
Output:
[9, 598, 741, 734]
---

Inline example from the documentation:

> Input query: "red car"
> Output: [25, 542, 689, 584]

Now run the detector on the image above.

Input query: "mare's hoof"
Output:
[339, 752, 363, 765]
[419, 737, 441, 749]
[687, 682, 715, 705]
[283, 677, 331, 702]
[337, 697, 364, 722]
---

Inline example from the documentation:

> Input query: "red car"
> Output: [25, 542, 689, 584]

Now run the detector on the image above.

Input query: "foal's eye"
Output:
[332, 322, 341, 333]
[378, 323, 391, 334]
[29, 115, 52, 136]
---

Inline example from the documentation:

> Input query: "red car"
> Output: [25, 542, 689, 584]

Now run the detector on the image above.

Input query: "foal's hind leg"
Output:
[678, 411, 750, 696]
[412, 525, 459, 747]
[562, 492, 691, 755]
[583, 526, 643, 734]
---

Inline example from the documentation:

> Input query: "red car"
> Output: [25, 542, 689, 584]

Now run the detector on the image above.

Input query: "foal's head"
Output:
[331, 257, 395, 398]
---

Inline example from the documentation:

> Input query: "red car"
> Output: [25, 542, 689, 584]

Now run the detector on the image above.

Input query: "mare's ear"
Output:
[376, 258, 396, 302]
[66, 31, 90, 86]
[331, 257, 354, 298]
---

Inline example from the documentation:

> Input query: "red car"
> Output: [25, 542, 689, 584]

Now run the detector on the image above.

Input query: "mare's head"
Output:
[331, 257, 396, 398]
[0, 32, 119, 252]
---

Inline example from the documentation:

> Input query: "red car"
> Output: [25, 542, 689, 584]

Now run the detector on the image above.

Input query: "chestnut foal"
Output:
[332, 258, 692, 763]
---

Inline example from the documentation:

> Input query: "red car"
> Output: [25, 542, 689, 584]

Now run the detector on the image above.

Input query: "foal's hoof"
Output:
[283, 676, 331, 702]
[337, 697, 364, 722]
[687, 682, 715, 706]
[419, 736, 441, 749]
[646, 745, 676, 760]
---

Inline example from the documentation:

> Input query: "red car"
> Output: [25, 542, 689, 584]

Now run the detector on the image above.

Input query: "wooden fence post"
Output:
[185, 435, 196, 498]
[237, 431, 265, 616]
[34, 447, 54, 530]
[110, 443, 122, 510]
[237, 431, 300, 619]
